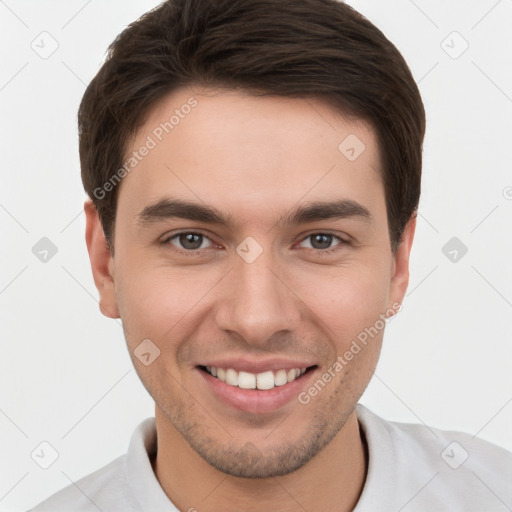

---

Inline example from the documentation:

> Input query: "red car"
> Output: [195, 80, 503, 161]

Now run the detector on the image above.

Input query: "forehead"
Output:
[117, 86, 384, 228]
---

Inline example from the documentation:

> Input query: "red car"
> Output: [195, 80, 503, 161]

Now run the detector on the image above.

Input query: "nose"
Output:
[214, 247, 300, 346]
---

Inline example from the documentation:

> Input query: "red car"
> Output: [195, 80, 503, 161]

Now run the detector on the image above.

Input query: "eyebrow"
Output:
[137, 197, 372, 229]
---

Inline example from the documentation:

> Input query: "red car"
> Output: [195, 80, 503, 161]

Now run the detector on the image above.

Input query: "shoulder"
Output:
[26, 455, 135, 512]
[27, 417, 160, 512]
[356, 404, 512, 511]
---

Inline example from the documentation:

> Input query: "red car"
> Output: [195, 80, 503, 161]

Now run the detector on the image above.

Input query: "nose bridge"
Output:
[215, 243, 299, 345]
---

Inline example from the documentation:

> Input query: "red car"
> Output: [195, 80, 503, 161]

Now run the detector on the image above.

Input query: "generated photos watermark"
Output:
[93, 96, 198, 200]
[298, 301, 402, 405]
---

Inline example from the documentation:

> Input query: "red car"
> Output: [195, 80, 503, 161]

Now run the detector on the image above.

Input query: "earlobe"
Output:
[388, 215, 417, 312]
[84, 199, 120, 319]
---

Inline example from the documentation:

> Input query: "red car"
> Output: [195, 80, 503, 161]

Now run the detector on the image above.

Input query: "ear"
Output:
[388, 215, 416, 314]
[84, 198, 120, 319]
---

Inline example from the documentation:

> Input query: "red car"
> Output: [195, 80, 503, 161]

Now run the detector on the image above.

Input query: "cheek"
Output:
[114, 264, 220, 347]
[289, 260, 391, 345]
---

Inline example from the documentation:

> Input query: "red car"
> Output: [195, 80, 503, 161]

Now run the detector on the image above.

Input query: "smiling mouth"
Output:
[198, 365, 317, 390]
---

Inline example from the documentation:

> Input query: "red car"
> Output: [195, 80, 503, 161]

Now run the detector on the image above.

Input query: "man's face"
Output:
[89, 86, 413, 477]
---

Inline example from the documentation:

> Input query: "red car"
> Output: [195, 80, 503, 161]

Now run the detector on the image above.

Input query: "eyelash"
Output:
[160, 231, 348, 256]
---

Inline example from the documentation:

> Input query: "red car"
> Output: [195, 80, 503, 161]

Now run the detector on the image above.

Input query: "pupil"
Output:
[312, 234, 331, 249]
[181, 233, 202, 250]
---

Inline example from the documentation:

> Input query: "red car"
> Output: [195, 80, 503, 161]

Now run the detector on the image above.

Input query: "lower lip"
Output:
[196, 367, 316, 414]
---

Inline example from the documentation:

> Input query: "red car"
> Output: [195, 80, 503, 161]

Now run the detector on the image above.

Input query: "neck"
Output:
[152, 407, 368, 512]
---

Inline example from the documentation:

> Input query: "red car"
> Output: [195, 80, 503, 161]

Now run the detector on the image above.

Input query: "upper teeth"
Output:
[206, 366, 306, 390]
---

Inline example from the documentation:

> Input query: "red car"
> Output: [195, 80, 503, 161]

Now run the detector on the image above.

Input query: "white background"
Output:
[1, 1, 511, 510]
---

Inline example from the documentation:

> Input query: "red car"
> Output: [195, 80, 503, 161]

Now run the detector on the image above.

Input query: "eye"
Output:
[163, 232, 214, 251]
[298, 233, 346, 252]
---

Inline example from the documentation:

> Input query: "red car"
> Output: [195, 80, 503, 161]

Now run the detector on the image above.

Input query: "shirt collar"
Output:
[123, 405, 391, 511]
[124, 417, 179, 511]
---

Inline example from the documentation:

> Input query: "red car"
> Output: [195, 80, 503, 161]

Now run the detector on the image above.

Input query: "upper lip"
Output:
[197, 357, 317, 374]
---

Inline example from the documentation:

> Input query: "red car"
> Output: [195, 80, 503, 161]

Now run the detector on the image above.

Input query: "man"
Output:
[29, 0, 512, 510]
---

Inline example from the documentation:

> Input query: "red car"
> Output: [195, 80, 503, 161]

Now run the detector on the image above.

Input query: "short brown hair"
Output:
[79, 0, 425, 253]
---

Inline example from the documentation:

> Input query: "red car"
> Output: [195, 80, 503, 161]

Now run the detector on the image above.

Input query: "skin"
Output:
[85, 86, 415, 512]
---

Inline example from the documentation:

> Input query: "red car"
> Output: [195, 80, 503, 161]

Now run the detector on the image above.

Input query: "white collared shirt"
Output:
[28, 404, 512, 511]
